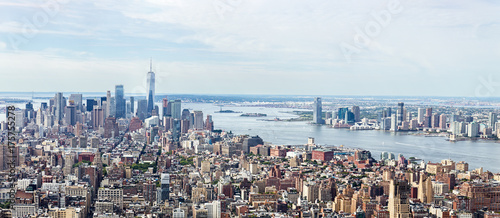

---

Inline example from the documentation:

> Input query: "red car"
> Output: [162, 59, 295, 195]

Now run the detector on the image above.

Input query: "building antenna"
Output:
[150, 57, 152, 72]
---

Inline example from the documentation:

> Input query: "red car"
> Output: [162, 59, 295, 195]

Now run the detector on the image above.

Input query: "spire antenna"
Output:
[150, 57, 152, 72]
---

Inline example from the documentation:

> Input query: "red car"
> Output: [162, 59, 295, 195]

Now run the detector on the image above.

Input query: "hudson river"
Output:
[1, 96, 499, 172]
[185, 103, 500, 173]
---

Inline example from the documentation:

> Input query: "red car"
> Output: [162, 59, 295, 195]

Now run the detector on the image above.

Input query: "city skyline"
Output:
[1, 0, 500, 96]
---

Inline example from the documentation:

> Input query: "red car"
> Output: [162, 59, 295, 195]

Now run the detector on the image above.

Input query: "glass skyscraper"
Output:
[115, 85, 125, 118]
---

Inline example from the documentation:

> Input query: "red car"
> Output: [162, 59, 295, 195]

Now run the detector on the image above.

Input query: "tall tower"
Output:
[115, 85, 125, 118]
[352, 106, 360, 122]
[146, 59, 155, 117]
[313, 97, 323, 124]
[54, 92, 64, 124]
[397, 102, 404, 125]
[388, 179, 411, 218]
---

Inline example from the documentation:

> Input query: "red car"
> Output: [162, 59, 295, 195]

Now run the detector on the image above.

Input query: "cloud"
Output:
[0, 0, 500, 96]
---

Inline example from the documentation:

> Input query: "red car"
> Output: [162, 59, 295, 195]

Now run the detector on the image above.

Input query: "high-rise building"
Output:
[171, 100, 182, 119]
[390, 114, 398, 132]
[193, 111, 204, 130]
[115, 85, 125, 118]
[338, 108, 349, 120]
[313, 97, 323, 124]
[65, 104, 77, 126]
[160, 173, 170, 202]
[106, 90, 112, 117]
[489, 112, 497, 131]
[397, 102, 404, 125]
[426, 108, 433, 117]
[54, 92, 64, 124]
[129, 97, 135, 115]
[467, 122, 479, 138]
[104, 117, 119, 138]
[86, 99, 97, 112]
[352, 106, 360, 122]
[69, 94, 83, 112]
[388, 180, 411, 218]
[417, 108, 425, 124]
[431, 114, 440, 129]
[182, 109, 190, 120]
[206, 200, 221, 218]
[137, 99, 148, 121]
[146, 60, 155, 117]
[91, 106, 104, 129]
[439, 114, 447, 130]
[205, 115, 214, 131]
[162, 97, 169, 117]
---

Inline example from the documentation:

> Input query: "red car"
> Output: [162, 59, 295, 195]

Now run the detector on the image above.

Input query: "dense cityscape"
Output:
[0, 65, 500, 218]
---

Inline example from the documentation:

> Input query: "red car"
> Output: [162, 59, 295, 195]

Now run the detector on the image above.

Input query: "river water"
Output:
[1, 96, 499, 173]
[185, 103, 500, 173]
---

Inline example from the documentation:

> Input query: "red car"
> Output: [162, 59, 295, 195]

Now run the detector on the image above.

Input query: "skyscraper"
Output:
[338, 107, 349, 120]
[171, 100, 182, 119]
[130, 97, 135, 115]
[86, 99, 97, 112]
[313, 97, 323, 124]
[146, 60, 155, 117]
[106, 91, 112, 117]
[160, 173, 170, 202]
[397, 102, 404, 125]
[388, 180, 411, 218]
[489, 112, 497, 131]
[115, 85, 125, 118]
[137, 99, 148, 121]
[65, 104, 77, 126]
[162, 97, 169, 117]
[352, 106, 360, 122]
[417, 108, 425, 124]
[193, 111, 204, 130]
[69, 94, 83, 112]
[54, 92, 64, 124]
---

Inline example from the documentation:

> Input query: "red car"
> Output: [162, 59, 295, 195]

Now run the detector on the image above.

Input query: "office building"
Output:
[171, 100, 182, 119]
[86, 99, 97, 112]
[338, 108, 348, 120]
[69, 94, 83, 112]
[352, 106, 360, 122]
[417, 108, 425, 123]
[115, 85, 125, 118]
[390, 114, 398, 132]
[193, 111, 204, 130]
[129, 97, 135, 115]
[439, 114, 447, 130]
[137, 99, 148, 121]
[397, 102, 404, 125]
[489, 112, 497, 131]
[65, 104, 77, 126]
[54, 92, 64, 124]
[313, 97, 323, 124]
[160, 173, 170, 202]
[467, 122, 479, 138]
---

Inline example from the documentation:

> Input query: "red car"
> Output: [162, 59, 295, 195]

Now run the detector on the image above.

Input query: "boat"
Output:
[240, 113, 267, 117]
[215, 109, 242, 113]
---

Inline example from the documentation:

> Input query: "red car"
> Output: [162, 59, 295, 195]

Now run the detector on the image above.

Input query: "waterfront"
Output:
[184, 103, 500, 173]
[2, 97, 500, 173]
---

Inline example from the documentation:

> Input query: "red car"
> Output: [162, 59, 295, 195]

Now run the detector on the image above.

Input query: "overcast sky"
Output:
[0, 0, 499, 97]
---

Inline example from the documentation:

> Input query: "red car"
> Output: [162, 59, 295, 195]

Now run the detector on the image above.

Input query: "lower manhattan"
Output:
[1, 1, 500, 218]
